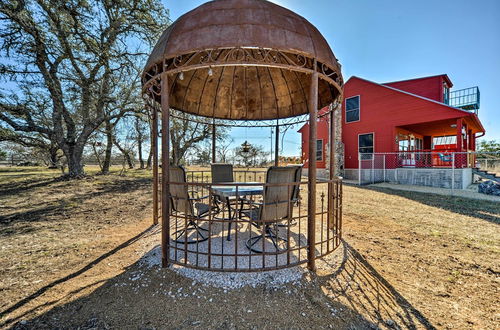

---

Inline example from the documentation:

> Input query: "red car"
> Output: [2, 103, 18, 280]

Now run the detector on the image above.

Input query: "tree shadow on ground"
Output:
[317, 240, 436, 329]
[0, 177, 151, 235]
[0, 225, 156, 326]
[1, 174, 151, 198]
[1, 234, 435, 329]
[0, 167, 51, 174]
[0, 177, 60, 197]
[360, 185, 500, 225]
[0, 204, 64, 227]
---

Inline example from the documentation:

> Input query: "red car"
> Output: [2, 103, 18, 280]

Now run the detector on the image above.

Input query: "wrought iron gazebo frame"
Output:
[141, 0, 344, 272]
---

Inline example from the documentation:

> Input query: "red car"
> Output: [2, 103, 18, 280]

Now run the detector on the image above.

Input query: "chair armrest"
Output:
[245, 200, 263, 208]
[188, 189, 199, 198]
[189, 195, 210, 201]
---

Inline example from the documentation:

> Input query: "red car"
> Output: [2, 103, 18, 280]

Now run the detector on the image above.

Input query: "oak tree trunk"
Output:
[136, 117, 145, 169]
[113, 138, 134, 169]
[101, 120, 113, 174]
[48, 147, 59, 169]
[146, 147, 152, 170]
[64, 144, 85, 178]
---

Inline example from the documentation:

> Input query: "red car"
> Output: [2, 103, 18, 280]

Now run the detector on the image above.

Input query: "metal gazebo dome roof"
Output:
[142, 0, 343, 120]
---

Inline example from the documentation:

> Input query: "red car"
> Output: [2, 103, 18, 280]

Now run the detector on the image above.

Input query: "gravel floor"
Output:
[139, 227, 307, 290]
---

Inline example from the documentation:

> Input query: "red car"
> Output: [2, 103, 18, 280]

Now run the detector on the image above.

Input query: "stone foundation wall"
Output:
[302, 168, 329, 179]
[344, 168, 472, 189]
[324, 102, 344, 178]
[304, 102, 344, 181]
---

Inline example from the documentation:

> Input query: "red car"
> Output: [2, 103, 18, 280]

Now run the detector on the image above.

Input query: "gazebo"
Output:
[142, 0, 343, 272]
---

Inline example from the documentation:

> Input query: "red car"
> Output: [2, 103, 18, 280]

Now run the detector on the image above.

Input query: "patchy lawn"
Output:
[0, 167, 498, 329]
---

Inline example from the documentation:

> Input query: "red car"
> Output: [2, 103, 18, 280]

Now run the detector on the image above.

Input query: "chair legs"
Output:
[245, 224, 287, 253]
[172, 220, 209, 244]
[214, 196, 250, 241]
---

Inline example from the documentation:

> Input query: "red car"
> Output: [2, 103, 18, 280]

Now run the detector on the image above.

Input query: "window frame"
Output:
[316, 139, 323, 161]
[345, 95, 361, 123]
[443, 83, 450, 104]
[358, 132, 374, 160]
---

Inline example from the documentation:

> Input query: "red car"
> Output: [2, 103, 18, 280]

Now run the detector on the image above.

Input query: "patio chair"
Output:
[211, 163, 234, 183]
[242, 166, 298, 253]
[275, 164, 303, 228]
[287, 164, 303, 204]
[211, 163, 251, 239]
[211, 163, 234, 211]
[169, 166, 212, 244]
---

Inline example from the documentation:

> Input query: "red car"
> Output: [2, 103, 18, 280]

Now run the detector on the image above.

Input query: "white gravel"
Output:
[173, 263, 305, 290]
[139, 224, 307, 290]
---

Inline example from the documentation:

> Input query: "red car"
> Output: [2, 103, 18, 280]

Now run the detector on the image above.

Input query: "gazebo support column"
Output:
[212, 120, 216, 163]
[274, 124, 279, 166]
[329, 104, 336, 180]
[328, 104, 335, 231]
[161, 73, 170, 268]
[307, 70, 319, 272]
[152, 103, 159, 225]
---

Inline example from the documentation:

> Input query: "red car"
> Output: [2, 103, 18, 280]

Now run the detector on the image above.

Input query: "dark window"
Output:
[443, 83, 450, 104]
[346, 96, 360, 122]
[359, 133, 374, 159]
[316, 140, 323, 161]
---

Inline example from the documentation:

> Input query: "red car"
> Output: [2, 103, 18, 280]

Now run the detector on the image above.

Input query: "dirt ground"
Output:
[0, 166, 499, 329]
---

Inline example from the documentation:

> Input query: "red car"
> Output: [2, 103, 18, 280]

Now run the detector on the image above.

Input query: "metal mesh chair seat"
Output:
[193, 202, 210, 217]
[170, 166, 215, 244]
[241, 207, 259, 221]
[243, 166, 298, 253]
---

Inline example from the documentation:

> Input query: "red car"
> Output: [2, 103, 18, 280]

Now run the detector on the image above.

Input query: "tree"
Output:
[0, 0, 168, 177]
[133, 113, 149, 169]
[1, 142, 47, 165]
[0, 126, 60, 167]
[0, 147, 7, 160]
[169, 110, 228, 165]
[217, 137, 234, 163]
[88, 136, 105, 171]
[192, 144, 211, 166]
[234, 142, 266, 167]
[478, 140, 500, 153]
[113, 116, 138, 170]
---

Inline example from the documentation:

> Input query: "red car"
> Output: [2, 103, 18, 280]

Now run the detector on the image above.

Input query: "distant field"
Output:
[0, 166, 498, 329]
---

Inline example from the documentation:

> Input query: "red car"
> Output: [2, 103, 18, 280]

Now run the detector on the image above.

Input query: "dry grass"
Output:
[0, 166, 498, 329]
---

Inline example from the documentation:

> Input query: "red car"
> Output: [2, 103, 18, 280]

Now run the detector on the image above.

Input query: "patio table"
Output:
[210, 183, 263, 240]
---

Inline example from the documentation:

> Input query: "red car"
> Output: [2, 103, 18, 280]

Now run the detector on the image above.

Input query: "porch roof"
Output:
[398, 116, 482, 136]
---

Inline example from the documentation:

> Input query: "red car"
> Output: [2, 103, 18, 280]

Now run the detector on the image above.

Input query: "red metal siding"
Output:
[299, 112, 329, 169]
[384, 75, 444, 102]
[342, 77, 479, 169]
[298, 76, 484, 171]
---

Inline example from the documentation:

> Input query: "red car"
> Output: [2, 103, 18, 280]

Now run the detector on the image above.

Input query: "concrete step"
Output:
[473, 168, 500, 177]
[472, 168, 500, 183]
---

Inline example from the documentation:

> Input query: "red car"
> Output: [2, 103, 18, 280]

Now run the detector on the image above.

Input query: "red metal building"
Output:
[299, 74, 485, 172]
[298, 107, 330, 169]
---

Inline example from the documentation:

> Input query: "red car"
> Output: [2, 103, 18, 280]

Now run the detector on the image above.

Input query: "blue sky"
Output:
[166, 0, 500, 156]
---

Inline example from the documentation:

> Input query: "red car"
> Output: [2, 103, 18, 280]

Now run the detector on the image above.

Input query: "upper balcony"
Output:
[446, 86, 480, 114]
